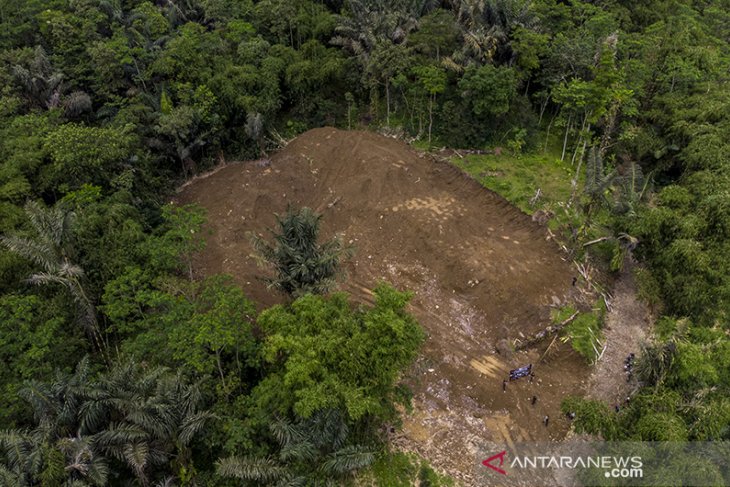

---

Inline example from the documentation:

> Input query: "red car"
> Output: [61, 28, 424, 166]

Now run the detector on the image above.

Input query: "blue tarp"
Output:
[509, 363, 532, 381]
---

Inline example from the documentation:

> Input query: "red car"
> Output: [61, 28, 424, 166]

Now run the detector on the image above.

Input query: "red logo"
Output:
[482, 450, 507, 475]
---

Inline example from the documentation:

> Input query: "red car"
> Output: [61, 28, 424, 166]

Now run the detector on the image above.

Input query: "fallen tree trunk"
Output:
[513, 310, 579, 351]
[583, 236, 613, 247]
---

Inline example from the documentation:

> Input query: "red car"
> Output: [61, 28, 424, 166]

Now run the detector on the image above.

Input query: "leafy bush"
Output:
[558, 301, 605, 363]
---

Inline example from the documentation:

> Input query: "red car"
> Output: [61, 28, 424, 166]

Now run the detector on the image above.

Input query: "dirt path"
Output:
[585, 259, 652, 406]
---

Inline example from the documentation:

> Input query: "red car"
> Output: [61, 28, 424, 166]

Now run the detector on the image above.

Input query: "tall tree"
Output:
[252, 285, 424, 421]
[0, 201, 107, 360]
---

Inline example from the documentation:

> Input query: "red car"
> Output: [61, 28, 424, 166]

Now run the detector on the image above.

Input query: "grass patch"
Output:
[411, 138, 435, 151]
[655, 316, 679, 340]
[361, 451, 454, 487]
[452, 149, 575, 213]
[634, 266, 664, 315]
[552, 305, 579, 324]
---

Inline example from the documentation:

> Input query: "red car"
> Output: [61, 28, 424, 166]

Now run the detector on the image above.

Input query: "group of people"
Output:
[613, 352, 637, 412]
[624, 352, 635, 382]
[500, 353, 638, 430]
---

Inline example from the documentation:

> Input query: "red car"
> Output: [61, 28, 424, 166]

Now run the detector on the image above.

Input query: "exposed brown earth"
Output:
[176, 128, 598, 485]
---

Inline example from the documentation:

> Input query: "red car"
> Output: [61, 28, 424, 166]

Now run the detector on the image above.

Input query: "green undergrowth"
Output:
[554, 300, 607, 364]
[451, 149, 574, 213]
[361, 451, 455, 487]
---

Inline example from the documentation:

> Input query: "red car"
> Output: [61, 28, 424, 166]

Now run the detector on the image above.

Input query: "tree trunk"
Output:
[216, 351, 227, 391]
[561, 114, 572, 161]
[538, 95, 549, 126]
[599, 103, 619, 157]
[74, 279, 110, 366]
[428, 94, 434, 145]
[514, 311, 579, 351]
[568, 124, 590, 207]
[571, 113, 589, 166]
[385, 80, 391, 127]
[543, 111, 556, 153]
[370, 85, 378, 121]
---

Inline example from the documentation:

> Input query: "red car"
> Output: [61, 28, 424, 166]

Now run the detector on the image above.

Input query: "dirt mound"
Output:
[177, 127, 590, 484]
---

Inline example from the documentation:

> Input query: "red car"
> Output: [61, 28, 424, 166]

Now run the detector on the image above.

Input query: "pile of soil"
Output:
[177, 128, 591, 484]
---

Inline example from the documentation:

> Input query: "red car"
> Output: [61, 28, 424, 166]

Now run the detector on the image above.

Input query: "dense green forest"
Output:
[1, 0, 729, 484]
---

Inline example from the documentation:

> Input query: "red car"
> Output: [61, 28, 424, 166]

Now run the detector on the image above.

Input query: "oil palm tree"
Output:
[1, 358, 109, 486]
[2, 358, 213, 486]
[445, 0, 538, 70]
[84, 361, 215, 485]
[0, 429, 109, 487]
[217, 408, 374, 485]
[250, 207, 352, 298]
[1, 201, 108, 361]
[333, 0, 439, 120]
[11, 46, 63, 109]
[333, 0, 438, 59]
[635, 340, 678, 389]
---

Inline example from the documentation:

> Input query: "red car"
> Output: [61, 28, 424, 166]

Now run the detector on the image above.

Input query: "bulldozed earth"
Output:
[177, 128, 593, 485]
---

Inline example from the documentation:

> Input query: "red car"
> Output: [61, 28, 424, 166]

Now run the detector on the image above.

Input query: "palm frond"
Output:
[154, 477, 177, 487]
[321, 445, 375, 475]
[270, 417, 305, 448]
[178, 411, 215, 445]
[279, 440, 317, 463]
[275, 475, 307, 487]
[0, 429, 34, 472]
[0, 236, 57, 272]
[216, 456, 288, 482]
[122, 442, 149, 481]
[92, 425, 149, 452]
[0, 465, 22, 487]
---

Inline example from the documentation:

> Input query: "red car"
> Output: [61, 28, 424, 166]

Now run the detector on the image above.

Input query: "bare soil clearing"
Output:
[177, 128, 593, 484]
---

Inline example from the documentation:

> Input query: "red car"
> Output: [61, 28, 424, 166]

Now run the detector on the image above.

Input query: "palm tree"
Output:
[445, 0, 538, 70]
[635, 340, 678, 389]
[333, 0, 437, 59]
[217, 409, 374, 485]
[20, 356, 93, 438]
[11, 46, 63, 109]
[612, 161, 651, 217]
[250, 207, 352, 298]
[84, 361, 215, 485]
[1, 358, 109, 487]
[1, 201, 108, 361]
[332, 0, 438, 122]
[2, 358, 213, 486]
